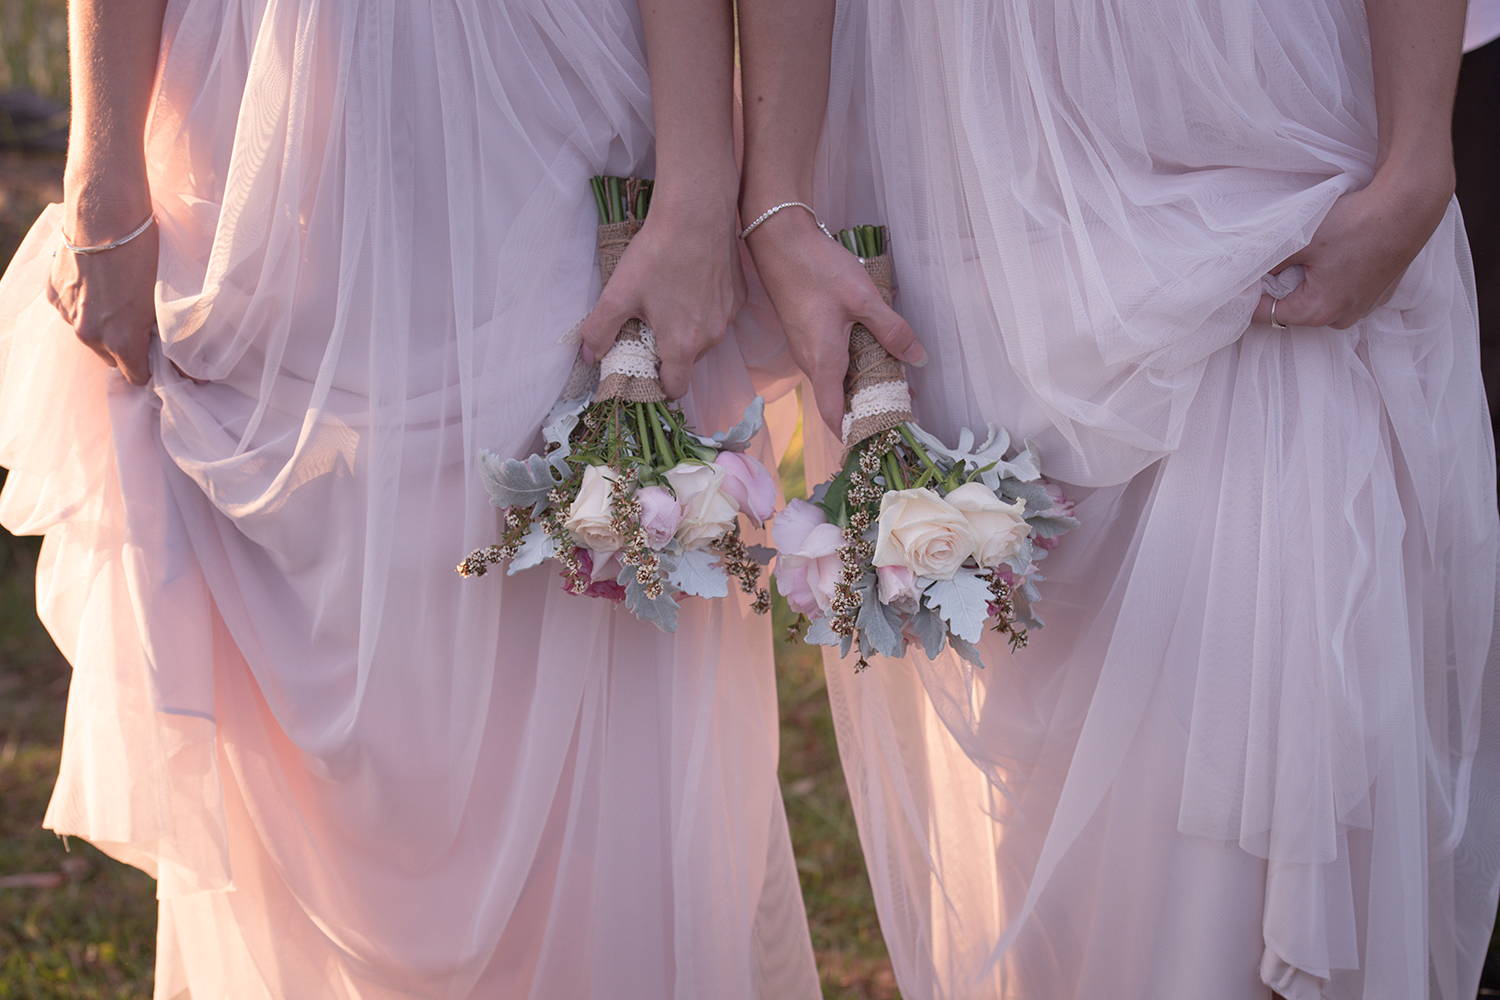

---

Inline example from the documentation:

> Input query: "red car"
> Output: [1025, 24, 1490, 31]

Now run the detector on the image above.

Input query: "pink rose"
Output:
[636, 485, 682, 548]
[876, 565, 922, 614]
[570, 548, 626, 603]
[1042, 479, 1076, 520]
[771, 499, 844, 617]
[714, 452, 778, 526]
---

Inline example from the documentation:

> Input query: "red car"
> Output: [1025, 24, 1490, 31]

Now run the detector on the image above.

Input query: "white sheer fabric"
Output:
[796, 0, 1500, 997]
[0, 1, 820, 997]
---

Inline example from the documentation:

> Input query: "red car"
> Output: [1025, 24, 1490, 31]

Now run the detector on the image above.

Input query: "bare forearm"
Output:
[638, 0, 738, 211]
[1364, 0, 1464, 185]
[64, 0, 167, 243]
[737, 0, 835, 217]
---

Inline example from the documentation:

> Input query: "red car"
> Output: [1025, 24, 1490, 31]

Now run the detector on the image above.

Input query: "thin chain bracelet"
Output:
[59, 213, 156, 255]
[739, 201, 834, 241]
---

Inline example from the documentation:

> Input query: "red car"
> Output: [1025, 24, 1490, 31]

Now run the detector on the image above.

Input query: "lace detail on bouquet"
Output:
[599, 326, 660, 382]
[842, 380, 914, 447]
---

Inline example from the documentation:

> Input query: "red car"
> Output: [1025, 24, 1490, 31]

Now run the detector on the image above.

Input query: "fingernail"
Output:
[581, 344, 596, 365]
[905, 346, 928, 368]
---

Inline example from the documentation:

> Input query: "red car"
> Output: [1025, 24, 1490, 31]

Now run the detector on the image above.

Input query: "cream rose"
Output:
[665, 462, 740, 550]
[872, 487, 976, 581]
[564, 464, 625, 557]
[944, 482, 1031, 568]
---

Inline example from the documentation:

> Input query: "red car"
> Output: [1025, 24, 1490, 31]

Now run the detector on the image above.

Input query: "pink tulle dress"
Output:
[792, 0, 1500, 997]
[0, 2, 819, 996]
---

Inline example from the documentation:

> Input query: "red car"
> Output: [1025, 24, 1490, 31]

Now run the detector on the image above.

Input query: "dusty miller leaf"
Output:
[947, 633, 987, 669]
[689, 395, 765, 453]
[665, 547, 730, 599]
[804, 615, 842, 647]
[745, 544, 776, 566]
[479, 449, 566, 510]
[910, 607, 948, 660]
[617, 564, 680, 633]
[506, 523, 556, 575]
[856, 574, 906, 659]
[924, 567, 993, 644]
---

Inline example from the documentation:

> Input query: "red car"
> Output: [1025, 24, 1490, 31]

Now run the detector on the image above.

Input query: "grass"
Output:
[0, 530, 157, 1000]
[0, 0, 69, 104]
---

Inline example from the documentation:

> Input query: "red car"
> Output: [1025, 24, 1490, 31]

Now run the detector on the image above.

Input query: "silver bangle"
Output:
[60, 213, 156, 255]
[739, 201, 833, 241]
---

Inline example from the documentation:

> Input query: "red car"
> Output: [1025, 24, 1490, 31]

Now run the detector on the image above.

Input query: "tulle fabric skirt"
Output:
[799, 0, 1500, 997]
[0, 0, 819, 996]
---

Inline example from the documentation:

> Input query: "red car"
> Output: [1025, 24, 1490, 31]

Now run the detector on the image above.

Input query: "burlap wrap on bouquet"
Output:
[842, 253, 914, 446]
[595, 219, 666, 403]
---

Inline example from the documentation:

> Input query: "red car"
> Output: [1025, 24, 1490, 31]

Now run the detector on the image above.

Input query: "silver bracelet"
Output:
[739, 201, 833, 241]
[60, 213, 156, 255]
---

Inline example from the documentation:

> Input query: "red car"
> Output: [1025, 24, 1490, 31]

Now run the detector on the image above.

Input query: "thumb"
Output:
[859, 302, 926, 368]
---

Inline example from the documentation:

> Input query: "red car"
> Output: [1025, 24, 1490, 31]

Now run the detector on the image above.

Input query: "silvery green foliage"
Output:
[855, 572, 907, 659]
[665, 548, 730, 599]
[507, 523, 557, 575]
[540, 394, 592, 461]
[910, 607, 948, 659]
[478, 450, 570, 510]
[995, 477, 1052, 515]
[618, 563, 680, 632]
[1002, 536, 1037, 579]
[924, 567, 993, 643]
[805, 614, 842, 646]
[947, 633, 987, 670]
[745, 544, 776, 566]
[688, 395, 765, 453]
[903, 423, 1043, 487]
[1011, 584, 1044, 632]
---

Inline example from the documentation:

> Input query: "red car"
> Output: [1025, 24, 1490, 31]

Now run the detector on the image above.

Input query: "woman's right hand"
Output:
[744, 208, 925, 433]
[46, 199, 159, 386]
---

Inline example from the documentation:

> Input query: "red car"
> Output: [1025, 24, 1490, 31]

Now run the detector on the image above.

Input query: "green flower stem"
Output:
[634, 402, 654, 467]
[897, 423, 940, 477]
[590, 177, 609, 226]
[884, 450, 906, 492]
[648, 402, 676, 466]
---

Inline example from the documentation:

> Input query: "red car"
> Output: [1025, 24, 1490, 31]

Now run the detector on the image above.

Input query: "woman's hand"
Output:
[577, 191, 746, 399]
[46, 207, 159, 385]
[745, 209, 924, 433]
[1251, 165, 1454, 330]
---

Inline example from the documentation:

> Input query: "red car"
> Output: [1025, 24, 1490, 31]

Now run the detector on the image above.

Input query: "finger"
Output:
[1250, 292, 1277, 326]
[578, 293, 636, 365]
[813, 367, 847, 436]
[657, 340, 694, 400]
[862, 305, 926, 367]
[113, 333, 153, 386]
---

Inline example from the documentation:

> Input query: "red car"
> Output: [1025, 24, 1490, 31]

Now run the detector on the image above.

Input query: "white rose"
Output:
[944, 482, 1031, 568]
[872, 487, 976, 581]
[564, 464, 625, 557]
[665, 462, 740, 550]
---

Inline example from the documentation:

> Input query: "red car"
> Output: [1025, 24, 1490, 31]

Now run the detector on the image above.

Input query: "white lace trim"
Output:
[842, 380, 912, 445]
[599, 325, 659, 381]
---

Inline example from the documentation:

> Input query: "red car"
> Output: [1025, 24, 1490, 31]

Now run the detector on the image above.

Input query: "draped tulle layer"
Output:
[799, 0, 1500, 997]
[0, 0, 818, 996]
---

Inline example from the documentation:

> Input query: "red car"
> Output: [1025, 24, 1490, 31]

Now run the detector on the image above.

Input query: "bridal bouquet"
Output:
[776, 226, 1078, 669]
[458, 177, 774, 633]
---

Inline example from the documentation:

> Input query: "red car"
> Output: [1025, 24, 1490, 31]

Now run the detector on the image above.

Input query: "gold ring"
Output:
[1270, 298, 1288, 330]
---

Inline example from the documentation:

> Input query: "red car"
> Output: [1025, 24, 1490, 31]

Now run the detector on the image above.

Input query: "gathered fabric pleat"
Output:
[0, 0, 820, 996]
[796, 0, 1500, 997]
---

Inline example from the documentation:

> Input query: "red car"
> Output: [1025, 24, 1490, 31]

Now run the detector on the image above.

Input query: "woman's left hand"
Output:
[1252, 164, 1454, 331]
[577, 192, 746, 400]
